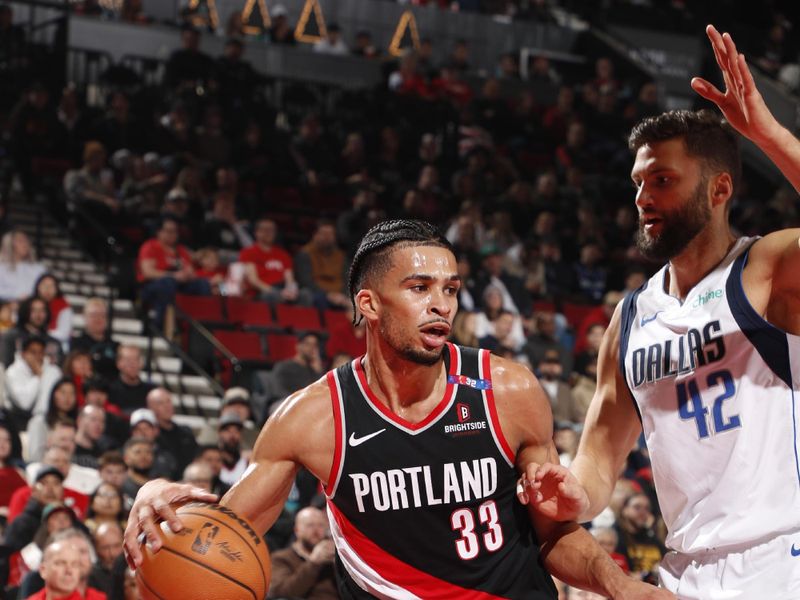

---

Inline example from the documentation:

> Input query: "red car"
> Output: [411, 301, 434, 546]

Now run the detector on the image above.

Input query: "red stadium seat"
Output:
[175, 294, 224, 323]
[225, 297, 274, 329]
[562, 303, 596, 329]
[323, 309, 351, 332]
[275, 304, 322, 332]
[213, 330, 266, 362]
[266, 333, 297, 362]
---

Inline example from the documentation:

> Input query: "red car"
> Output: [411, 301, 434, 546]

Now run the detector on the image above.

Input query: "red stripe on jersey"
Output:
[481, 351, 515, 465]
[354, 343, 457, 431]
[327, 500, 503, 599]
[325, 371, 344, 496]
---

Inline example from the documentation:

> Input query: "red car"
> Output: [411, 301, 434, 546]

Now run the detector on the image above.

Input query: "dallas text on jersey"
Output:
[630, 320, 726, 387]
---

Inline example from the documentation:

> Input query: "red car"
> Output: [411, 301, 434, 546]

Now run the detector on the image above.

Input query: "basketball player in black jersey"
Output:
[124, 221, 671, 598]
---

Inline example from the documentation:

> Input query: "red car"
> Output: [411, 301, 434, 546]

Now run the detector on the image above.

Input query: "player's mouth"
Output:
[641, 215, 663, 233]
[419, 322, 451, 348]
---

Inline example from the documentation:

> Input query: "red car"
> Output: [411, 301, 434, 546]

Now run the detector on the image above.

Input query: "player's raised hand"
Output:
[123, 479, 217, 569]
[517, 462, 589, 522]
[690, 25, 781, 145]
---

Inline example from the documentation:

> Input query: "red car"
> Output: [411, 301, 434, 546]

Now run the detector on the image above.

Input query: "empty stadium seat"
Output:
[275, 304, 322, 332]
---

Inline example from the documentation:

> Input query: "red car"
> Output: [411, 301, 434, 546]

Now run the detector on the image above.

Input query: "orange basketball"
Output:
[136, 503, 271, 600]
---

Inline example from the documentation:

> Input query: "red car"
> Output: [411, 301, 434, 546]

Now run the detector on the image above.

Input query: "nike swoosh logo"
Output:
[791, 544, 800, 557]
[348, 429, 386, 447]
[640, 311, 663, 327]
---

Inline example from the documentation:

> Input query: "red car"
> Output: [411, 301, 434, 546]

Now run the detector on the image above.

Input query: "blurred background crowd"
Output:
[0, 0, 798, 598]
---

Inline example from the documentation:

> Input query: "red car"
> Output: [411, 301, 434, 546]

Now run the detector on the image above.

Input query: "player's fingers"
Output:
[690, 78, 725, 104]
[152, 497, 183, 533]
[138, 504, 163, 552]
[707, 29, 735, 92]
[721, 33, 744, 90]
[738, 53, 757, 94]
[173, 485, 218, 505]
[515, 479, 530, 504]
[123, 522, 144, 568]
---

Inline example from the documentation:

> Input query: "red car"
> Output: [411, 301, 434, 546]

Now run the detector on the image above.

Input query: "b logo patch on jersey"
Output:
[457, 403, 470, 423]
[448, 374, 492, 390]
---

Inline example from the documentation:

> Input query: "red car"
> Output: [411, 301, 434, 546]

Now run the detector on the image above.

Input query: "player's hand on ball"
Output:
[123, 479, 217, 568]
[516, 462, 589, 522]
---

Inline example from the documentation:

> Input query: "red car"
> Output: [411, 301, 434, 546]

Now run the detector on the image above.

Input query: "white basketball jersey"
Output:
[620, 236, 800, 555]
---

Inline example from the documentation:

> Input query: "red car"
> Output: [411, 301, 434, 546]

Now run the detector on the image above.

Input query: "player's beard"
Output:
[635, 177, 711, 263]
[380, 317, 445, 366]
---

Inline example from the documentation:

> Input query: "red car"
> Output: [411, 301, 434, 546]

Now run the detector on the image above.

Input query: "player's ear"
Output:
[710, 172, 733, 207]
[356, 289, 378, 321]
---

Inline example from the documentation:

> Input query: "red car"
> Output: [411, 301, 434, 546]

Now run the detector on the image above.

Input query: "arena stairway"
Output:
[7, 201, 223, 434]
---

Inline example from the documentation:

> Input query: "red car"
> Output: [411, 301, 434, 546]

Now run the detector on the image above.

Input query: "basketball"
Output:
[136, 503, 271, 600]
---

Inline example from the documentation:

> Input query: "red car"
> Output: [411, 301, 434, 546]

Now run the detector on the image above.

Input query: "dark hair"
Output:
[123, 437, 153, 452]
[87, 482, 126, 521]
[17, 297, 50, 330]
[84, 377, 110, 395]
[196, 443, 220, 457]
[45, 378, 78, 428]
[52, 416, 77, 430]
[34, 272, 63, 300]
[628, 109, 741, 197]
[347, 219, 454, 324]
[62, 349, 91, 378]
[21, 333, 47, 352]
[98, 450, 126, 469]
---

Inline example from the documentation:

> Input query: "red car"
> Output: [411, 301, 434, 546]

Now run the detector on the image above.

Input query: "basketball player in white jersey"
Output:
[520, 25, 800, 599]
[122, 219, 670, 599]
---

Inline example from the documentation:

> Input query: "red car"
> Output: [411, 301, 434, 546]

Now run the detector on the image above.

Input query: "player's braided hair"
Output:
[347, 219, 454, 325]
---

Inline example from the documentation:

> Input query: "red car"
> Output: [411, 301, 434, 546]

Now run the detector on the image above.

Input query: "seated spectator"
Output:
[198, 387, 258, 449]
[351, 30, 378, 58]
[217, 413, 250, 486]
[83, 482, 126, 535]
[63, 141, 121, 224]
[574, 323, 605, 378]
[523, 311, 572, 376]
[473, 286, 525, 351]
[614, 493, 665, 584]
[536, 349, 582, 425]
[61, 349, 92, 408]
[83, 380, 128, 450]
[313, 22, 348, 55]
[96, 451, 127, 491]
[477, 309, 524, 353]
[4, 335, 62, 431]
[25, 537, 82, 600]
[259, 332, 323, 413]
[474, 244, 531, 316]
[73, 406, 110, 469]
[294, 220, 349, 310]
[193, 247, 228, 295]
[239, 219, 302, 303]
[90, 522, 123, 596]
[573, 241, 607, 304]
[21, 526, 106, 600]
[108, 345, 153, 416]
[194, 104, 232, 169]
[0, 422, 27, 523]
[195, 444, 231, 497]
[198, 187, 253, 263]
[146, 387, 197, 479]
[120, 438, 154, 504]
[22, 502, 81, 581]
[573, 290, 621, 355]
[26, 378, 78, 463]
[69, 297, 119, 380]
[0, 230, 47, 303]
[126, 408, 175, 481]
[34, 274, 73, 350]
[215, 38, 262, 113]
[137, 217, 211, 328]
[2, 296, 64, 367]
[90, 91, 146, 155]
[268, 4, 295, 45]
[268, 506, 337, 599]
[164, 25, 214, 92]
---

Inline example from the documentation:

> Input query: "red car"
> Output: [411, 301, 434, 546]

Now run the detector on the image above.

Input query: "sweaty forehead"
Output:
[389, 245, 455, 273]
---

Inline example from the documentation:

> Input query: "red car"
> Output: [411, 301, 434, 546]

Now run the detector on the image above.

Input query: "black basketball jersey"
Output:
[324, 343, 557, 599]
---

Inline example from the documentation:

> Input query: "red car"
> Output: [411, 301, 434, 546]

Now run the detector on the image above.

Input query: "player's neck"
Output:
[362, 343, 445, 414]
[666, 224, 736, 301]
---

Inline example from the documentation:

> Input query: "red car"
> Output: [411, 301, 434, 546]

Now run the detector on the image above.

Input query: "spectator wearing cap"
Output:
[313, 22, 348, 55]
[198, 387, 258, 449]
[137, 216, 212, 329]
[128, 408, 176, 480]
[0, 466, 65, 590]
[146, 387, 197, 478]
[22, 502, 80, 576]
[4, 335, 62, 430]
[120, 437, 154, 503]
[294, 220, 349, 311]
[268, 4, 295, 45]
[217, 413, 249, 486]
[107, 345, 153, 416]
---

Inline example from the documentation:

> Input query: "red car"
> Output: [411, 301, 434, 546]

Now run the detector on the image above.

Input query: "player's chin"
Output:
[402, 344, 444, 366]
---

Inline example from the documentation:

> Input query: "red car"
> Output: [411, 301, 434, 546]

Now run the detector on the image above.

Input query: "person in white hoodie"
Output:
[3, 335, 61, 430]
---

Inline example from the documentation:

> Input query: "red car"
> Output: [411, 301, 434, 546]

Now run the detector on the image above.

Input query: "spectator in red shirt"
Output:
[136, 216, 210, 327]
[239, 219, 306, 304]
